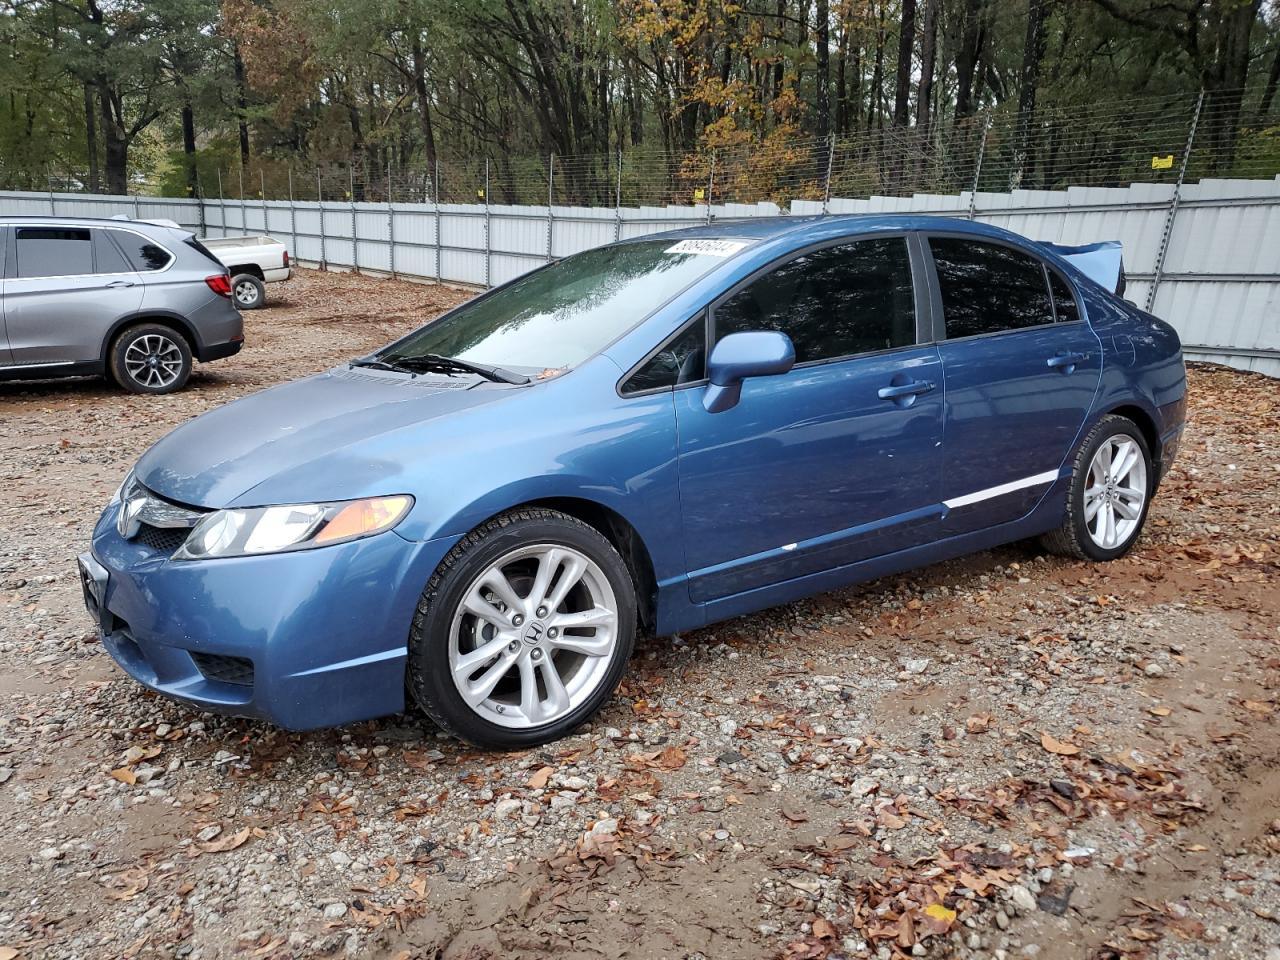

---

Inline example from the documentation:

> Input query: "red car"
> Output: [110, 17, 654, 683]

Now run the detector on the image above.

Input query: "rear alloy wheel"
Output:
[110, 324, 192, 395]
[1042, 415, 1152, 561]
[231, 273, 265, 309]
[408, 509, 636, 749]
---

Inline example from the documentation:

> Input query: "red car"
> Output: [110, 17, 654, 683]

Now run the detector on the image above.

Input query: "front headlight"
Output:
[172, 495, 413, 561]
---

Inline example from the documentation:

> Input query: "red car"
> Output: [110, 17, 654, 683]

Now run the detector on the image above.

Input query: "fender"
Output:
[99, 309, 205, 365]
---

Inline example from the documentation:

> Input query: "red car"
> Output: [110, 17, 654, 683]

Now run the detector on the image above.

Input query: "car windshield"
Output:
[377, 239, 743, 373]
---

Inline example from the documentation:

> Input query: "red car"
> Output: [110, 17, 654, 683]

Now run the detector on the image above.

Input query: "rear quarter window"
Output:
[109, 229, 173, 271]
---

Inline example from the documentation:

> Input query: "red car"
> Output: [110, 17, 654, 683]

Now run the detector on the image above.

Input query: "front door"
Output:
[925, 236, 1104, 535]
[2, 226, 143, 367]
[673, 235, 945, 603]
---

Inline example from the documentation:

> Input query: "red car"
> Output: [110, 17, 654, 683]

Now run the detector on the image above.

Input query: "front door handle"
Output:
[104, 279, 136, 289]
[878, 379, 936, 401]
[1046, 351, 1086, 372]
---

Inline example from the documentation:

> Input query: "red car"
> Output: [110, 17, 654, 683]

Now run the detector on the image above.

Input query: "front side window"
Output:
[623, 316, 706, 393]
[15, 227, 92, 279]
[713, 237, 917, 364]
[382, 240, 738, 373]
[930, 238, 1054, 338]
[109, 230, 172, 271]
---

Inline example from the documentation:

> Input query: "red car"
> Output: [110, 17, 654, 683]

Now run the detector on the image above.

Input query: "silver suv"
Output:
[0, 217, 244, 394]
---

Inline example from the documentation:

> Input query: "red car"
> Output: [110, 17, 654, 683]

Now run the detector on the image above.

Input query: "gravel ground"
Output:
[0, 268, 1276, 960]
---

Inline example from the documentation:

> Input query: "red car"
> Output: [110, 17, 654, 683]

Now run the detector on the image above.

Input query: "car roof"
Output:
[0, 214, 187, 232]
[638, 213, 1021, 244]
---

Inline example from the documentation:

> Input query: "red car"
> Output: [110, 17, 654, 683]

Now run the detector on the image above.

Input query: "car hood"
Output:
[136, 368, 520, 508]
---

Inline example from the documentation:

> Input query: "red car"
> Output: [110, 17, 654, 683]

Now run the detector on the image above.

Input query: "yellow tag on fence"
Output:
[1151, 154, 1174, 170]
[693, 187, 705, 202]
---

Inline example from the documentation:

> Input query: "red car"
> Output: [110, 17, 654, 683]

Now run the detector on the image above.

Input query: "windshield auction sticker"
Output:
[664, 239, 752, 257]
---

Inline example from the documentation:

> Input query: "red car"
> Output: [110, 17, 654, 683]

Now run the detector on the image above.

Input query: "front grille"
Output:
[191, 652, 254, 687]
[135, 523, 191, 555]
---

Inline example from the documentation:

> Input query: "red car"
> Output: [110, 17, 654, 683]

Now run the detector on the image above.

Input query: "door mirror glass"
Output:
[703, 331, 795, 413]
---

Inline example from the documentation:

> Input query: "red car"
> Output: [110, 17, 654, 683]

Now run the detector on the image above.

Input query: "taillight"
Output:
[283, 250, 290, 268]
[206, 274, 232, 297]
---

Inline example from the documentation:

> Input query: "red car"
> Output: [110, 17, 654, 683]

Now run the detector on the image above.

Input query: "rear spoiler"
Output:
[1042, 240, 1125, 296]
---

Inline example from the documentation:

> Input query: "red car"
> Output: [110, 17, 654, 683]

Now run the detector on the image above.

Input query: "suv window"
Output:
[929, 238, 1054, 338]
[15, 227, 92, 279]
[623, 317, 706, 394]
[713, 237, 916, 364]
[93, 230, 132, 274]
[1047, 269, 1079, 322]
[109, 229, 172, 271]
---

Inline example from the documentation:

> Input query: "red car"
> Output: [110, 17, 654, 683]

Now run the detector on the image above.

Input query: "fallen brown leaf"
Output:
[1040, 732, 1081, 756]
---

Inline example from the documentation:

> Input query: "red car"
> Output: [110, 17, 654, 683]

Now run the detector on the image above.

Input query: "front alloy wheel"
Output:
[408, 508, 636, 748]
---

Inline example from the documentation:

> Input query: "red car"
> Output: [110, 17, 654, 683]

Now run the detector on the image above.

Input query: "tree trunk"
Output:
[1258, 44, 1280, 123]
[83, 83, 99, 193]
[233, 45, 250, 165]
[815, 0, 830, 139]
[836, 11, 849, 136]
[916, 0, 938, 134]
[955, 0, 984, 118]
[868, 1, 885, 133]
[411, 32, 438, 170]
[99, 91, 128, 195]
[1201, 0, 1260, 171]
[181, 103, 198, 198]
[1010, 0, 1047, 188]
[892, 0, 916, 126]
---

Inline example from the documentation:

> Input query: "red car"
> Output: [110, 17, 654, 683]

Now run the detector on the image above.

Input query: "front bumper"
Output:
[84, 502, 458, 730]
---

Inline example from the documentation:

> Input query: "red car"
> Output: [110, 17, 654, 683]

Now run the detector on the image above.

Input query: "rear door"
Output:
[2, 225, 143, 367]
[0, 227, 12, 366]
[669, 234, 946, 603]
[925, 235, 1103, 536]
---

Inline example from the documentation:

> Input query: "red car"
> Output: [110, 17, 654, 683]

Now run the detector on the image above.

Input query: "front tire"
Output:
[407, 508, 637, 749]
[109, 324, 192, 395]
[231, 273, 265, 309]
[1041, 415, 1153, 561]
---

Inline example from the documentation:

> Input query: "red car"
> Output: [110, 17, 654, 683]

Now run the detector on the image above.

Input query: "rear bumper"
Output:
[85, 502, 458, 730]
[197, 337, 243, 363]
[264, 267, 291, 283]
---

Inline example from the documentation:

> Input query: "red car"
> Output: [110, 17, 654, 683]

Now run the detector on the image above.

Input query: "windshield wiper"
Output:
[349, 358, 402, 373]
[382, 353, 530, 385]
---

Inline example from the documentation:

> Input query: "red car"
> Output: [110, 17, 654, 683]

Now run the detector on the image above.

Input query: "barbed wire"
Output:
[9, 87, 1279, 208]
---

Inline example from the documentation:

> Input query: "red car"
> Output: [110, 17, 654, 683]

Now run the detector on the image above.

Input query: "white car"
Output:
[198, 235, 292, 309]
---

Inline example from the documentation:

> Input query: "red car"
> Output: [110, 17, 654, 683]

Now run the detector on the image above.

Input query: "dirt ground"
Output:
[0, 268, 1276, 960]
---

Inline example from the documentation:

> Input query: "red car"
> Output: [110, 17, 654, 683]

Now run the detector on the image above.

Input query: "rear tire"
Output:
[1041, 415, 1152, 561]
[231, 273, 265, 310]
[109, 324, 192, 395]
[407, 508, 637, 749]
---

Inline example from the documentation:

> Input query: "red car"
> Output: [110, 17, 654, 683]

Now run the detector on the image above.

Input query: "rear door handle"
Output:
[1046, 352, 1086, 371]
[104, 279, 135, 289]
[878, 379, 936, 400]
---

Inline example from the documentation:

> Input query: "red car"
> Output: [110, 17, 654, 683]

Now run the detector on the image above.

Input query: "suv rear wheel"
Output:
[109, 324, 192, 394]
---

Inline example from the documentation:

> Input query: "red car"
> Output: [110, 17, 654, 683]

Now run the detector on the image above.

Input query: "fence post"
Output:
[434, 157, 442, 284]
[237, 164, 245, 233]
[350, 168, 361, 273]
[46, 165, 55, 215]
[546, 154, 555, 262]
[196, 168, 206, 235]
[706, 152, 715, 225]
[260, 169, 268, 235]
[822, 134, 835, 214]
[386, 157, 396, 278]
[316, 168, 328, 271]
[131, 183, 140, 220]
[287, 167, 297, 263]
[968, 113, 991, 220]
[614, 149, 623, 241]
[1147, 90, 1204, 312]
[483, 158, 491, 288]
[217, 168, 225, 238]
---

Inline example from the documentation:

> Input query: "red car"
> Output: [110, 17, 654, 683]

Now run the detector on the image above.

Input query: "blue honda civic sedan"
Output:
[80, 215, 1186, 748]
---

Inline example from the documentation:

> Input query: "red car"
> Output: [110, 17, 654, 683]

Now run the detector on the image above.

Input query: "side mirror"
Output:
[703, 331, 796, 413]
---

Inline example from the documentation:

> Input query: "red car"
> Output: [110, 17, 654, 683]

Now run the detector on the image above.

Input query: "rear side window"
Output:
[713, 237, 916, 364]
[930, 238, 1054, 338]
[1048, 269, 1079, 322]
[623, 317, 706, 394]
[93, 230, 132, 274]
[15, 227, 92, 278]
[109, 229, 172, 271]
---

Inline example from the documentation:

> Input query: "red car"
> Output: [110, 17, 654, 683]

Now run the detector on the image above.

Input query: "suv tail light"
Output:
[205, 274, 232, 297]
[283, 250, 290, 268]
